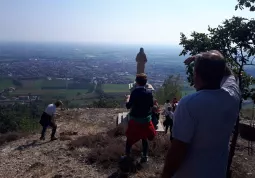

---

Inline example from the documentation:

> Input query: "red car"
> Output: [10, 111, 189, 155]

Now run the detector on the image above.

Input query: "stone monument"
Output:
[116, 48, 164, 132]
[136, 48, 147, 74]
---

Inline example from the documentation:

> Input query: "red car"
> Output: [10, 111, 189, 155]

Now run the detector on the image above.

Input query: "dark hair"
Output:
[166, 100, 170, 103]
[55, 100, 63, 107]
[136, 73, 147, 86]
[194, 51, 226, 87]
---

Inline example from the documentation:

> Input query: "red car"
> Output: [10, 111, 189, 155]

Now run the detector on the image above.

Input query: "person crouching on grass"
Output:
[39, 100, 63, 141]
[123, 73, 156, 163]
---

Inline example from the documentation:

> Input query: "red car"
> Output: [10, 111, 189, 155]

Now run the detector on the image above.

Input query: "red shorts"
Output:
[126, 119, 156, 145]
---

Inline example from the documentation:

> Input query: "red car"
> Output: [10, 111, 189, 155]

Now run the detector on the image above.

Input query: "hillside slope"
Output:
[0, 108, 127, 178]
[0, 108, 254, 178]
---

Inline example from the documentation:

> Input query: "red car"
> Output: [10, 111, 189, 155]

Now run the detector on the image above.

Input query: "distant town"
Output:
[0, 43, 194, 105]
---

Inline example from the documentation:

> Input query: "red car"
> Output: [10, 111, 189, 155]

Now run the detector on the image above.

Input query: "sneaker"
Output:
[40, 136, 45, 140]
[120, 155, 130, 160]
[51, 136, 58, 141]
[140, 156, 148, 163]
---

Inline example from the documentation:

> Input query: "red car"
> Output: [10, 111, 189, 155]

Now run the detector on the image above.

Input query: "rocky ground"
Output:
[0, 108, 254, 178]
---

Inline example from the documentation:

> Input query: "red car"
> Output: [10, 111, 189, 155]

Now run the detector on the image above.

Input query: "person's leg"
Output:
[141, 139, 149, 163]
[169, 119, 173, 140]
[165, 125, 169, 134]
[125, 138, 132, 156]
[49, 121, 57, 140]
[142, 139, 148, 157]
[40, 125, 47, 140]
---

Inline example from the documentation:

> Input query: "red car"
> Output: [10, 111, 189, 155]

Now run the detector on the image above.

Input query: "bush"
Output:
[0, 104, 41, 134]
[91, 97, 121, 108]
[155, 75, 183, 104]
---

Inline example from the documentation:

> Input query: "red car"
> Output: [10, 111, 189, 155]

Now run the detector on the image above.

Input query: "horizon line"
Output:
[0, 40, 181, 47]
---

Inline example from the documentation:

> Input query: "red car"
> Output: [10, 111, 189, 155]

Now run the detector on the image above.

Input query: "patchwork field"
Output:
[103, 84, 129, 93]
[0, 78, 14, 90]
[0, 78, 254, 107]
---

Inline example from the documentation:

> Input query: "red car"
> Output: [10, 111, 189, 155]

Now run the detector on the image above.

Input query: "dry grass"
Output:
[68, 126, 170, 176]
[0, 132, 28, 146]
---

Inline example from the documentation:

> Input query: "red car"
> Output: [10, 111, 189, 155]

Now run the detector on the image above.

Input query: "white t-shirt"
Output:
[44, 104, 56, 116]
[165, 110, 174, 120]
[164, 103, 171, 115]
[172, 75, 240, 178]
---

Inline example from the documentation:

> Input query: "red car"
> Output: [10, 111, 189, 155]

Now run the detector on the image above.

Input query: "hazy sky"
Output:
[0, 0, 253, 45]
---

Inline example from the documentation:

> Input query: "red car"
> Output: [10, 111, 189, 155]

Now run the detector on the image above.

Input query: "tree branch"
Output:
[226, 46, 241, 67]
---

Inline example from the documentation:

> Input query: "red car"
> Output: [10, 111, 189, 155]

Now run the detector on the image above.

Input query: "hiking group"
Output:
[39, 48, 241, 178]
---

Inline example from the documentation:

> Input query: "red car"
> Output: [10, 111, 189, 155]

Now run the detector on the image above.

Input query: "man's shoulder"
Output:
[178, 92, 200, 106]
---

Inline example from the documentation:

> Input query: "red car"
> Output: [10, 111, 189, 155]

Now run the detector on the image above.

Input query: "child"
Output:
[124, 73, 156, 163]
[163, 106, 174, 140]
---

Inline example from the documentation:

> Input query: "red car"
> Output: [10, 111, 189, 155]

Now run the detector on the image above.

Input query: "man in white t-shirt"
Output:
[39, 100, 63, 141]
[162, 50, 241, 178]
[163, 106, 174, 140]
[164, 100, 171, 113]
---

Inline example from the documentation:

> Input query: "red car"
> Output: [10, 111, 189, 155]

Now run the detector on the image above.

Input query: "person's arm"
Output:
[221, 66, 241, 99]
[162, 140, 188, 178]
[162, 100, 194, 178]
[51, 107, 57, 122]
[126, 92, 135, 109]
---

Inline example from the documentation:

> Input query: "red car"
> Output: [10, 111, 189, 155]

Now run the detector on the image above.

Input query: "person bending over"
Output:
[124, 73, 156, 163]
[39, 100, 63, 141]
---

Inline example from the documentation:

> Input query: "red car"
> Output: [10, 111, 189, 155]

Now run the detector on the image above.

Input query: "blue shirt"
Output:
[173, 76, 241, 178]
[126, 87, 153, 118]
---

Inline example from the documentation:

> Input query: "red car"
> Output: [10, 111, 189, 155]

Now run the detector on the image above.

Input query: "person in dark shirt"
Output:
[124, 73, 156, 163]
[152, 99, 160, 130]
[172, 97, 178, 112]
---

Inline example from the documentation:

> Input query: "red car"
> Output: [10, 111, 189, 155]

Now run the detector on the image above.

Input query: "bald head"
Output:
[194, 50, 226, 89]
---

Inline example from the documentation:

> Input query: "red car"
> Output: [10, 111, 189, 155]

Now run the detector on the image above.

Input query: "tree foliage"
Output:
[155, 75, 183, 104]
[180, 16, 255, 99]
[236, 0, 255, 11]
[0, 104, 40, 133]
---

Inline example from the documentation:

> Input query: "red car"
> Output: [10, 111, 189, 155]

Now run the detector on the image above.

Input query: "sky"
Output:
[0, 0, 254, 45]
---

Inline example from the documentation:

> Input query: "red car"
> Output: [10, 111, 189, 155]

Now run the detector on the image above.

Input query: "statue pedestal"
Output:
[128, 82, 155, 92]
[116, 112, 164, 132]
[116, 82, 164, 132]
